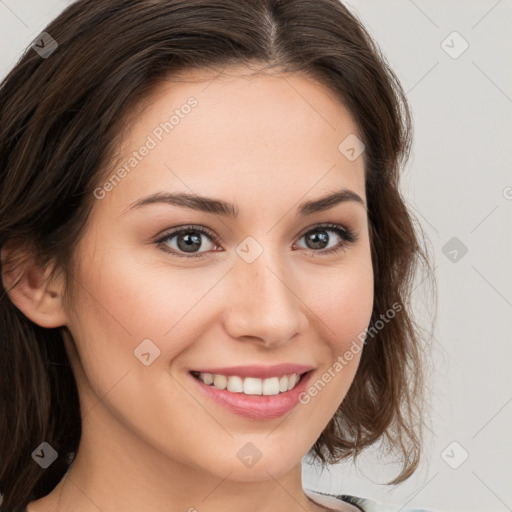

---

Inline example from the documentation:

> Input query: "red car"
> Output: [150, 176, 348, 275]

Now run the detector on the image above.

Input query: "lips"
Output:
[187, 364, 316, 419]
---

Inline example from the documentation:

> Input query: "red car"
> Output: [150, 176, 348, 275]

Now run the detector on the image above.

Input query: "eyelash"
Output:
[155, 223, 357, 259]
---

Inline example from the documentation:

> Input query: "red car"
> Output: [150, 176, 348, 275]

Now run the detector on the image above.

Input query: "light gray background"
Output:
[1, 1, 511, 511]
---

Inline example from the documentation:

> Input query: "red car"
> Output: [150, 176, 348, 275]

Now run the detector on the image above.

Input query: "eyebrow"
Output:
[125, 188, 365, 217]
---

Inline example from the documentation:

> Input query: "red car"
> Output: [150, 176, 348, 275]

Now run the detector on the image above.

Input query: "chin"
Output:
[199, 450, 301, 482]
[224, 462, 297, 482]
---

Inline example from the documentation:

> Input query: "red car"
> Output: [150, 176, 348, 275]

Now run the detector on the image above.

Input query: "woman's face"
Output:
[64, 66, 373, 483]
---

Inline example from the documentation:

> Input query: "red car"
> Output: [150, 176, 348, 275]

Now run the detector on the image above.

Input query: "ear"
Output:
[1, 244, 68, 328]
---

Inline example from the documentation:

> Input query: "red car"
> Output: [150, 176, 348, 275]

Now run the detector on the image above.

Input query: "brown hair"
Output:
[0, 0, 435, 509]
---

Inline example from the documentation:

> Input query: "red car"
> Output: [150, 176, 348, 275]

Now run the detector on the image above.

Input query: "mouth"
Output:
[188, 368, 315, 420]
[190, 370, 311, 396]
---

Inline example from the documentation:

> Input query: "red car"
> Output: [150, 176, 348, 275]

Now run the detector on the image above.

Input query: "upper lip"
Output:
[190, 364, 315, 379]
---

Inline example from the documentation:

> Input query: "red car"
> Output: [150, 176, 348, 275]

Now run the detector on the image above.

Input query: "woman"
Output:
[0, 0, 435, 510]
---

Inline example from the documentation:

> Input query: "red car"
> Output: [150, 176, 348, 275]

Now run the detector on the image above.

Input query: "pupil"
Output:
[178, 231, 201, 252]
[307, 231, 328, 249]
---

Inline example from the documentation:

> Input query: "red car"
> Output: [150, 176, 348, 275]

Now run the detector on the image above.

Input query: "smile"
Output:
[188, 367, 315, 420]
[191, 371, 303, 395]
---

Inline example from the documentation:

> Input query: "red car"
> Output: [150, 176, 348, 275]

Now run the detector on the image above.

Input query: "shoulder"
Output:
[304, 488, 438, 512]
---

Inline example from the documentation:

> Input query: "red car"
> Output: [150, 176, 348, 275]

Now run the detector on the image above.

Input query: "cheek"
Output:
[70, 238, 219, 364]
[302, 255, 374, 356]
[294, 251, 373, 412]
[65, 240, 215, 442]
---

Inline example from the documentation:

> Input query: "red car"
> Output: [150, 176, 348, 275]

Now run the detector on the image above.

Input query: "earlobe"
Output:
[1, 246, 68, 328]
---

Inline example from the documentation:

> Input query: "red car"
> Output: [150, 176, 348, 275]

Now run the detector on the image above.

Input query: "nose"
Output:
[222, 248, 308, 348]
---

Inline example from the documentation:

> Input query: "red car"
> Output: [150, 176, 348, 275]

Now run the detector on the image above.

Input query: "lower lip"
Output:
[189, 371, 314, 420]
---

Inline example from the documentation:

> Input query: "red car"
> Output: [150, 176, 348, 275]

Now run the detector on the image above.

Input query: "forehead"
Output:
[100, 65, 366, 216]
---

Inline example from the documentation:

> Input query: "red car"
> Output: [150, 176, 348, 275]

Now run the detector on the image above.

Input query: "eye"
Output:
[294, 223, 357, 256]
[155, 222, 357, 259]
[155, 225, 221, 258]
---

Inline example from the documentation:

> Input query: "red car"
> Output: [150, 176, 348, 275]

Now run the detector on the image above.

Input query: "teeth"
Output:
[227, 376, 243, 393]
[287, 373, 299, 390]
[262, 377, 280, 396]
[195, 372, 303, 395]
[213, 374, 227, 389]
[202, 373, 214, 385]
[244, 377, 262, 395]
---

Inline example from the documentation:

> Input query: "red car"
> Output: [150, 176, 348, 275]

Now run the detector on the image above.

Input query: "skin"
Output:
[5, 65, 373, 512]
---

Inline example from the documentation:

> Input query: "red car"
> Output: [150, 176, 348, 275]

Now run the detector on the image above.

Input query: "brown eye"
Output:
[295, 223, 356, 255]
[156, 225, 221, 258]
